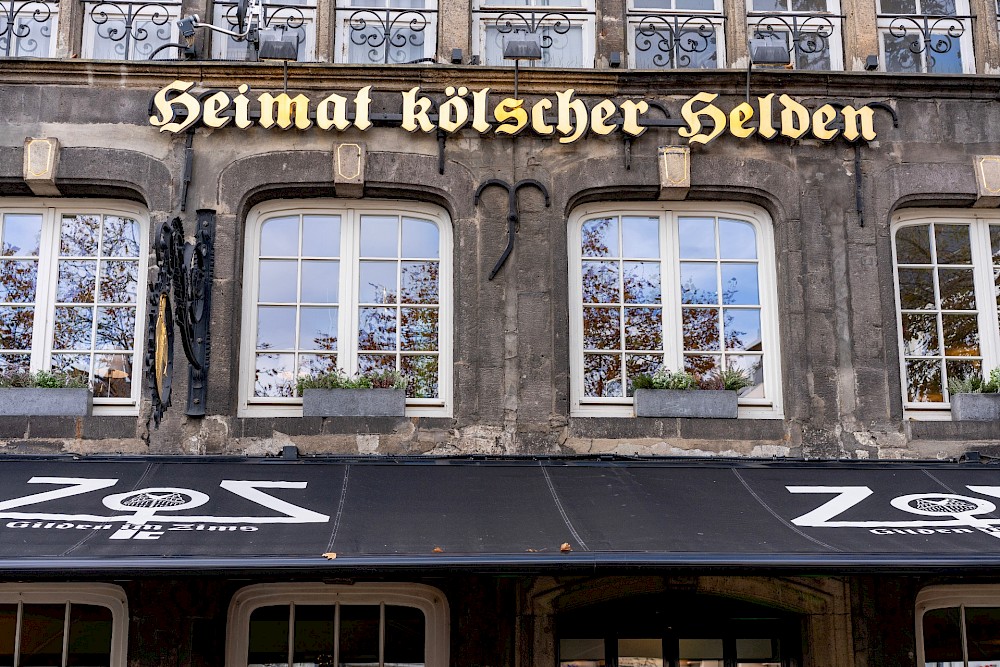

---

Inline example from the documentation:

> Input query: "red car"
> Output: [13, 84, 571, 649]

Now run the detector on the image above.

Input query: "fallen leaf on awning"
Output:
[322, 552, 337, 560]
[432, 546, 444, 553]
[560, 543, 572, 553]
[526, 548, 539, 553]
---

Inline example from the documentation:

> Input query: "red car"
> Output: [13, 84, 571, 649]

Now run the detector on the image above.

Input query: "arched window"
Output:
[239, 200, 452, 417]
[916, 585, 1000, 667]
[226, 583, 449, 667]
[568, 203, 782, 418]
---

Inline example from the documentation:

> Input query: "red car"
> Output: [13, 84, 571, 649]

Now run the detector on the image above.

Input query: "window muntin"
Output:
[0, 584, 128, 667]
[627, 0, 725, 70]
[747, 0, 843, 70]
[337, 0, 439, 64]
[212, 0, 318, 62]
[0, 201, 148, 411]
[916, 586, 1000, 667]
[0, 1, 59, 57]
[891, 213, 1000, 412]
[240, 201, 451, 417]
[226, 583, 449, 667]
[876, 0, 973, 73]
[473, 0, 595, 68]
[569, 204, 781, 418]
[82, 1, 182, 60]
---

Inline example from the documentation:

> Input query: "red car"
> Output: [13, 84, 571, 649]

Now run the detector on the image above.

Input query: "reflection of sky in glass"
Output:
[61, 215, 100, 256]
[255, 353, 296, 397]
[582, 261, 619, 303]
[259, 260, 298, 302]
[100, 261, 139, 303]
[402, 218, 439, 258]
[360, 216, 398, 257]
[53, 306, 94, 349]
[942, 314, 979, 356]
[584, 353, 622, 397]
[718, 219, 756, 259]
[0, 261, 38, 302]
[359, 307, 397, 350]
[581, 218, 618, 257]
[898, 268, 935, 310]
[680, 263, 717, 303]
[301, 261, 339, 303]
[2, 214, 41, 256]
[0, 306, 33, 349]
[401, 262, 439, 304]
[682, 307, 719, 350]
[622, 217, 658, 258]
[624, 307, 662, 350]
[728, 354, 765, 398]
[721, 264, 759, 305]
[299, 307, 338, 351]
[938, 268, 975, 310]
[102, 217, 140, 257]
[257, 306, 297, 350]
[302, 215, 340, 257]
[623, 262, 660, 303]
[261, 216, 299, 257]
[360, 261, 398, 304]
[96, 307, 135, 350]
[401, 308, 438, 351]
[678, 217, 715, 258]
[724, 309, 761, 351]
[58, 261, 96, 303]
[583, 307, 621, 349]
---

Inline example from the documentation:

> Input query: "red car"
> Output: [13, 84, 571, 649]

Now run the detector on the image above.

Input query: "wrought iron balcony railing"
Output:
[1, 0, 58, 57]
[630, 12, 723, 68]
[747, 11, 843, 69]
[346, 7, 438, 64]
[82, 0, 182, 60]
[478, 10, 590, 67]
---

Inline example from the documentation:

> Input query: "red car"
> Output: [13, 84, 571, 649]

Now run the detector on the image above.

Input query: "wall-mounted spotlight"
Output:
[451, 48, 464, 64]
[503, 36, 542, 98]
[609, 51, 622, 68]
[865, 54, 879, 71]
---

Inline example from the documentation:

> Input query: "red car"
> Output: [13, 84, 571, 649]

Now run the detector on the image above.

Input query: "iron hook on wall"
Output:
[474, 178, 551, 280]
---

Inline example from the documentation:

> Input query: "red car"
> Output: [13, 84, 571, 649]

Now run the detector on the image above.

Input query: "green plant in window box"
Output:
[948, 368, 1000, 421]
[632, 367, 751, 419]
[298, 369, 407, 417]
[0, 370, 93, 417]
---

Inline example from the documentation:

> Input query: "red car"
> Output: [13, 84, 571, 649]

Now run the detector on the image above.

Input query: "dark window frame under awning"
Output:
[0, 455, 998, 574]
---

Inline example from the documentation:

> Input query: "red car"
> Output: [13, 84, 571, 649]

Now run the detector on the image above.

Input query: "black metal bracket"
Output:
[474, 179, 550, 281]
[144, 212, 216, 427]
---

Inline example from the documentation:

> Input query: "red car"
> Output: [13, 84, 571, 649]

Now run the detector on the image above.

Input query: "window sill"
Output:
[571, 404, 783, 420]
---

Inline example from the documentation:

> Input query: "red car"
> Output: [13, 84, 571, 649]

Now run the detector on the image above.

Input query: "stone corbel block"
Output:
[334, 143, 365, 197]
[974, 156, 1000, 207]
[23, 137, 61, 196]
[658, 146, 690, 200]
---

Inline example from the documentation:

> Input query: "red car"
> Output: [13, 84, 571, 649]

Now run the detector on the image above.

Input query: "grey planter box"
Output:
[302, 388, 406, 417]
[951, 393, 1000, 421]
[634, 388, 738, 419]
[0, 388, 92, 417]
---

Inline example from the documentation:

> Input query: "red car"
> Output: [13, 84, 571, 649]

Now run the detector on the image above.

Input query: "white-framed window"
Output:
[627, 0, 725, 69]
[336, 0, 439, 64]
[747, 0, 843, 70]
[239, 200, 452, 418]
[0, 583, 129, 667]
[891, 211, 1000, 416]
[473, 0, 595, 68]
[211, 0, 318, 62]
[226, 583, 450, 667]
[568, 202, 782, 418]
[0, 199, 149, 413]
[916, 585, 1000, 667]
[0, 1, 59, 57]
[82, 0, 182, 60]
[877, 0, 974, 73]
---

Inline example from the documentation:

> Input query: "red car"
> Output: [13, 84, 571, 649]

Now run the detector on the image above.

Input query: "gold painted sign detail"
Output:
[150, 80, 882, 144]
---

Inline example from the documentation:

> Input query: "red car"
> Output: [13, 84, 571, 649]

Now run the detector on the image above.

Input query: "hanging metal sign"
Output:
[149, 81, 884, 144]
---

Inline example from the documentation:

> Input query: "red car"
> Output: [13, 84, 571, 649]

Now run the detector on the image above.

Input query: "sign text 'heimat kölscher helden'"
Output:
[149, 81, 881, 144]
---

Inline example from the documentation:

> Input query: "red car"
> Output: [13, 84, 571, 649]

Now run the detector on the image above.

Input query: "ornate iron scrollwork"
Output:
[748, 12, 840, 66]
[633, 13, 719, 68]
[144, 211, 216, 427]
[347, 8, 434, 64]
[85, 1, 181, 59]
[880, 13, 966, 69]
[0, 1, 57, 56]
[474, 179, 550, 281]
[217, 0, 306, 32]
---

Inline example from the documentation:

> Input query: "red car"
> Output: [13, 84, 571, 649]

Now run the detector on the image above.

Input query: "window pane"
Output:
[927, 39, 962, 74]
[248, 605, 289, 666]
[0, 260, 38, 302]
[50, 354, 91, 386]
[401, 217, 439, 259]
[401, 355, 438, 398]
[2, 213, 42, 256]
[584, 354, 622, 397]
[259, 260, 299, 302]
[561, 639, 605, 667]
[718, 219, 757, 259]
[359, 307, 398, 350]
[340, 605, 380, 667]
[626, 354, 662, 393]
[53, 306, 95, 349]
[300, 307, 338, 351]
[583, 262, 620, 303]
[299, 353, 338, 378]
[737, 639, 774, 660]
[384, 605, 425, 666]
[623, 262, 660, 304]
[684, 353, 719, 378]
[896, 225, 932, 264]
[293, 605, 335, 665]
[906, 358, 943, 402]
[255, 353, 296, 398]
[938, 269, 975, 310]
[0, 604, 15, 667]
[96, 306, 136, 350]
[898, 268, 936, 310]
[358, 354, 396, 375]
[902, 314, 940, 356]
[361, 215, 399, 257]
[93, 354, 133, 398]
[57, 261, 97, 303]
[61, 215, 100, 256]
[360, 261, 398, 304]
[935, 225, 972, 264]
[942, 314, 979, 356]
[965, 607, 1000, 662]
[922, 607, 962, 665]
[0, 306, 33, 350]
[721, 264, 760, 305]
[680, 263, 718, 304]
[884, 33, 921, 73]
[400, 308, 438, 351]
[67, 604, 113, 667]
[102, 216, 140, 257]
[400, 262, 439, 304]
[258, 306, 297, 350]
[619, 639, 662, 667]
[0, 354, 31, 373]
[679, 639, 724, 660]
[625, 307, 662, 351]
[581, 218, 618, 257]
[301, 261, 340, 304]
[302, 215, 340, 258]
[683, 307, 720, 351]
[729, 354, 765, 398]
[583, 307, 621, 349]
[20, 603, 65, 667]
[881, 0, 917, 11]
[724, 309, 762, 351]
[99, 261, 139, 303]
[622, 217, 659, 258]
[261, 216, 300, 257]
[991, 225, 1000, 263]
[678, 217, 716, 258]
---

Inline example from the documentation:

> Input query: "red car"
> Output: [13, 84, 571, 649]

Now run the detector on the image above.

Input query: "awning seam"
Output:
[539, 463, 590, 551]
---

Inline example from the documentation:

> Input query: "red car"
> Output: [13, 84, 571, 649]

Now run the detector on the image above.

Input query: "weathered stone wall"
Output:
[1, 63, 999, 459]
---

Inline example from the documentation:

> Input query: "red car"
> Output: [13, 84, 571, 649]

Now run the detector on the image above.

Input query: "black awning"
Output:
[0, 456, 999, 573]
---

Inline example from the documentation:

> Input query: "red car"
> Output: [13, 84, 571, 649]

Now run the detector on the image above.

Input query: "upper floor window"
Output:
[877, 0, 973, 73]
[568, 203, 782, 418]
[627, 0, 725, 69]
[212, 0, 318, 62]
[239, 200, 452, 417]
[337, 0, 439, 64]
[891, 212, 1000, 413]
[474, 0, 594, 67]
[747, 0, 844, 69]
[0, 1, 59, 57]
[225, 583, 449, 667]
[916, 585, 1000, 667]
[0, 199, 148, 413]
[81, 0, 182, 60]
[0, 583, 128, 667]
